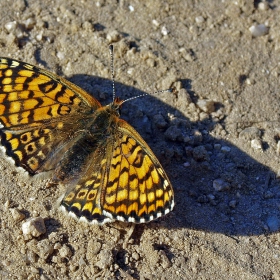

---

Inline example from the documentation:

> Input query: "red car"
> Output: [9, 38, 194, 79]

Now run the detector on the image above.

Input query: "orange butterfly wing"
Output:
[0, 58, 101, 174]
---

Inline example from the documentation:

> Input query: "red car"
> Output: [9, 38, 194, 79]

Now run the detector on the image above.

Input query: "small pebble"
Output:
[152, 19, 160, 27]
[132, 252, 140, 261]
[95, 249, 113, 269]
[36, 31, 43, 41]
[239, 127, 261, 140]
[207, 194, 215, 201]
[258, 2, 269, 11]
[86, 240, 102, 261]
[221, 146, 231, 153]
[266, 216, 280, 231]
[160, 73, 177, 89]
[106, 30, 122, 43]
[30, 266, 39, 274]
[153, 114, 168, 129]
[229, 200, 237, 208]
[37, 239, 54, 259]
[192, 146, 209, 162]
[192, 130, 203, 144]
[177, 88, 192, 106]
[196, 99, 215, 113]
[197, 195, 208, 203]
[195, 16, 205, 23]
[69, 264, 78, 272]
[4, 200, 11, 210]
[82, 21, 93, 31]
[179, 48, 194, 62]
[56, 51, 65, 60]
[161, 26, 169, 36]
[159, 251, 172, 268]
[52, 255, 61, 264]
[59, 245, 72, 258]
[199, 112, 208, 120]
[249, 24, 269, 37]
[22, 217, 46, 237]
[164, 126, 182, 141]
[276, 141, 280, 155]
[276, 170, 280, 179]
[6, 33, 16, 45]
[251, 139, 263, 150]
[246, 78, 253, 85]
[214, 143, 221, 150]
[4, 21, 17, 32]
[54, 242, 62, 250]
[79, 257, 86, 266]
[264, 190, 274, 199]
[213, 178, 230, 191]
[146, 58, 156, 67]
[26, 250, 37, 263]
[23, 17, 36, 30]
[10, 208, 25, 222]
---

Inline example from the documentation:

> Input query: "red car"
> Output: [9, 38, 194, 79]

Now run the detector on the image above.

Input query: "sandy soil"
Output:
[0, 0, 280, 279]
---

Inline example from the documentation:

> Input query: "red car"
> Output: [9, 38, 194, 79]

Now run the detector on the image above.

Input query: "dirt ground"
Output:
[0, 0, 280, 279]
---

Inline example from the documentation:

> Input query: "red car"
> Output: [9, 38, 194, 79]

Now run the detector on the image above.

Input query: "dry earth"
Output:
[0, 1, 280, 279]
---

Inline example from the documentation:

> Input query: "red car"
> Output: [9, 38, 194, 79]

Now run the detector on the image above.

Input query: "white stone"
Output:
[161, 26, 169, 36]
[249, 24, 268, 37]
[56, 51, 65, 60]
[195, 16, 205, 23]
[5, 21, 17, 32]
[197, 99, 215, 113]
[152, 19, 159, 27]
[258, 2, 269, 11]
[251, 139, 263, 150]
[23, 17, 36, 29]
[22, 217, 46, 237]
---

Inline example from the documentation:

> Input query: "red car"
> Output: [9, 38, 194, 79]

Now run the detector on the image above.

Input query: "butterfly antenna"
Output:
[121, 88, 173, 105]
[109, 45, 116, 102]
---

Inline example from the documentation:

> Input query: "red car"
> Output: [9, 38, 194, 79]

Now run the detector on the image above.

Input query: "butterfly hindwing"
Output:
[59, 139, 114, 225]
[0, 120, 89, 174]
[102, 120, 174, 223]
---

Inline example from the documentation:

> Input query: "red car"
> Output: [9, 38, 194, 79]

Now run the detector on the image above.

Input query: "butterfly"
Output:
[0, 49, 174, 224]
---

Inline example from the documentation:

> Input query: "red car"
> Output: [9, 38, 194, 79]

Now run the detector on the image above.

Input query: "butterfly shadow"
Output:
[65, 74, 280, 237]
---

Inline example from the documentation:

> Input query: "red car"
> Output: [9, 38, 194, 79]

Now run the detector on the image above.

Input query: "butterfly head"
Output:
[108, 97, 124, 116]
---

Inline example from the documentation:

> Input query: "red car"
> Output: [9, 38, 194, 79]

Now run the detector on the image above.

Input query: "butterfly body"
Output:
[0, 57, 174, 224]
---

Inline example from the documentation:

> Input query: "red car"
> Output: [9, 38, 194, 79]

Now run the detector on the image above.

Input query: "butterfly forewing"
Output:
[0, 57, 100, 173]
